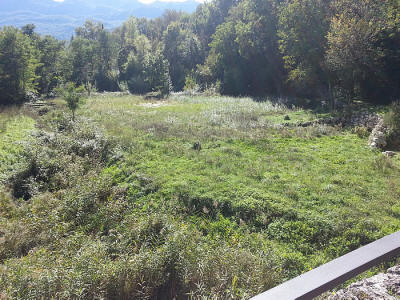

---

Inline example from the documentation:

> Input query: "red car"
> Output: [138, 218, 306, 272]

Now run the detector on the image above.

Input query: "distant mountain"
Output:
[0, 0, 201, 39]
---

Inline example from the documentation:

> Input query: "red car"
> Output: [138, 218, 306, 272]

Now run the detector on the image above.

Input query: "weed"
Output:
[0, 94, 399, 299]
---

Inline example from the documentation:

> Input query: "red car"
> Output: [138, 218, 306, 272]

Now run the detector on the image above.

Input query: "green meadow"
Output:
[1, 94, 399, 299]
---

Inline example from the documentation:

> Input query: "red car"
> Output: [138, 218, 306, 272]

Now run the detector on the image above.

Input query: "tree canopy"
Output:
[0, 0, 399, 105]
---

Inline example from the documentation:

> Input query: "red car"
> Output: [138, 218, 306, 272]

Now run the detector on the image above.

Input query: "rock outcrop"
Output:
[328, 265, 400, 300]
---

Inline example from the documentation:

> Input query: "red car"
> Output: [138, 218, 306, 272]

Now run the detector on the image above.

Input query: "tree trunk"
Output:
[329, 80, 335, 112]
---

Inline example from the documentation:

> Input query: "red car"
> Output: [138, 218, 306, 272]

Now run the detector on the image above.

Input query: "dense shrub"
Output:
[8, 114, 118, 200]
[0, 219, 282, 300]
[384, 101, 400, 149]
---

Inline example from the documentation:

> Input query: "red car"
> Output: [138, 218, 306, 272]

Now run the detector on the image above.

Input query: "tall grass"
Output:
[83, 94, 320, 144]
[0, 107, 35, 182]
[0, 94, 399, 299]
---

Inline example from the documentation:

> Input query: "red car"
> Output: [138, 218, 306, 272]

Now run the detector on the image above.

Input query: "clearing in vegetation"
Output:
[0, 94, 399, 299]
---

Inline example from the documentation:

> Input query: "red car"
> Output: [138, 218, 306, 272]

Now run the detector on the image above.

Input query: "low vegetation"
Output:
[0, 0, 398, 298]
[384, 101, 400, 149]
[0, 107, 35, 181]
[1, 94, 399, 299]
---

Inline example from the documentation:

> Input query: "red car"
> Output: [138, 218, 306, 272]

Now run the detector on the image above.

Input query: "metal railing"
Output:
[251, 231, 400, 300]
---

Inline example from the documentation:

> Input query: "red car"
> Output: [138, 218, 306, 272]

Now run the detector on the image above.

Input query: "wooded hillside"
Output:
[1, 0, 399, 107]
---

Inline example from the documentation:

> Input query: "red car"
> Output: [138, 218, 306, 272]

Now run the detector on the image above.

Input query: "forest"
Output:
[1, 0, 400, 299]
[0, 0, 399, 107]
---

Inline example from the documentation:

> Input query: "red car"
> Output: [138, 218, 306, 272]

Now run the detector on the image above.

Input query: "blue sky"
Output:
[53, 0, 205, 3]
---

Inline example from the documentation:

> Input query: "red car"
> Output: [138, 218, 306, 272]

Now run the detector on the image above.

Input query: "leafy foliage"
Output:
[57, 82, 85, 120]
[0, 27, 40, 104]
[326, 0, 400, 103]
[162, 22, 202, 91]
[384, 101, 400, 149]
[1, 0, 399, 104]
[278, 0, 331, 99]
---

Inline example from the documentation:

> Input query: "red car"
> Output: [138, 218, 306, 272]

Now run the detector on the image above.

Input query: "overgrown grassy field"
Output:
[0, 108, 35, 181]
[1, 94, 399, 299]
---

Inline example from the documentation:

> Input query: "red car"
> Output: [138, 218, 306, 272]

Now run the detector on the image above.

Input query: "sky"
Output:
[53, 0, 205, 3]
[138, 0, 205, 3]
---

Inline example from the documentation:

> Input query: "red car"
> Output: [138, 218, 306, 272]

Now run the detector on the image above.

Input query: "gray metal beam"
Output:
[251, 231, 400, 300]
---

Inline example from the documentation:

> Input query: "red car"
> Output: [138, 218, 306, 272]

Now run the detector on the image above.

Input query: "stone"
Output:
[192, 142, 202, 151]
[328, 265, 400, 300]
[382, 151, 396, 157]
[368, 119, 387, 149]
[369, 133, 387, 149]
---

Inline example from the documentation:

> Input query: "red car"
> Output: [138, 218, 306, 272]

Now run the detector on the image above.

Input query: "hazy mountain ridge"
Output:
[0, 0, 200, 39]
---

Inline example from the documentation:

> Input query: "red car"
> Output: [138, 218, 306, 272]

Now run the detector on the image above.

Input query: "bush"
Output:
[56, 83, 85, 121]
[384, 101, 400, 130]
[352, 126, 370, 138]
[184, 75, 198, 93]
[0, 192, 63, 262]
[384, 101, 400, 149]
[0, 209, 282, 299]
[8, 115, 118, 200]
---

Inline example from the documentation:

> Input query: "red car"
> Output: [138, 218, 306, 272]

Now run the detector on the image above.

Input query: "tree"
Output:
[116, 17, 140, 84]
[205, 20, 248, 95]
[66, 20, 119, 94]
[36, 35, 65, 96]
[58, 82, 85, 121]
[231, 0, 284, 95]
[123, 35, 171, 97]
[162, 22, 202, 91]
[190, 0, 241, 62]
[144, 49, 172, 97]
[278, 0, 332, 100]
[0, 26, 39, 105]
[201, 0, 284, 96]
[65, 36, 96, 94]
[94, 29, 119, 91]
[21, 24, 36, 37]
[123, 34, 151, 93]
[326, 0, 400, 103]
[2, 1, 398, 107]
